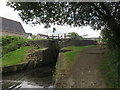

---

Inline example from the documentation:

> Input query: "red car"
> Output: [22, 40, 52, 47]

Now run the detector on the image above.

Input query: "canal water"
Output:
[2, 66, 55, 89]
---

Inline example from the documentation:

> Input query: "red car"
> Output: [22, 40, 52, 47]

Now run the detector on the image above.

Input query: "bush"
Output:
[2, 36, 30, 55]
[2, 36, 25, 46]
[101, 49, 120, 88]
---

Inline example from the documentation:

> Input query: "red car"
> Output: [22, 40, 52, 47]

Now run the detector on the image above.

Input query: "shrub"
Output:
[101, 49, 120, 88]
[2, 36, 30, 55]
[2, 36, 25, 46]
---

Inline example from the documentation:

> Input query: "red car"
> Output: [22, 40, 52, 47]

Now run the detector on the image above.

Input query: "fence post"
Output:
[58, 34, 59, 39]
[64, 34, 66, 39]
[52, 34, 54, 39]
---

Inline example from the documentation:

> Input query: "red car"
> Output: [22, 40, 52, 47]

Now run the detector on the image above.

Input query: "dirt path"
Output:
[56, 46, 106, 88]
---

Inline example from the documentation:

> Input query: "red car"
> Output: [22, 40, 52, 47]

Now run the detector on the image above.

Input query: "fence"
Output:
[48, 34, 69, 39]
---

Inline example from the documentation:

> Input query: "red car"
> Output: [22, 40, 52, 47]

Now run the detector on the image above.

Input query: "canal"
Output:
[2, 66, 55, 89]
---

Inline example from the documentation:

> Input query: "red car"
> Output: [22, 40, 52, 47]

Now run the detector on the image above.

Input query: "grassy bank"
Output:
[101, 49, 119, 88]
[54, 45, 94, 81]
[2, 46, 33, 67]
[2, 36, 31, 55]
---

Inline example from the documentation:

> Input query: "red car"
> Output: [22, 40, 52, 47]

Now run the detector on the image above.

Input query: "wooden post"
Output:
[64, 34, 65, 39]
[52, 34, 54, 39]
[61, 35, 62, 38]
[58, 34, 59, 39]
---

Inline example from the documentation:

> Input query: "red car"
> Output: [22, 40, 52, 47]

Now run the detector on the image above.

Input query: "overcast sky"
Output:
[0, 0, 101, 38]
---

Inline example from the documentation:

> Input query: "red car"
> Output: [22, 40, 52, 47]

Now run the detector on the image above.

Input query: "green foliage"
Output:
[101, 49, 120, 88]
[2, 36, 25, 46]
[101, 29, 116, 49]
[2, 46, 33, 67]
[31, 35, 37, 39]
[2, 36, 30, 55]
[7, 2, 120, 30]
[0, 36, 2, 45]
[53, 27, 56, 33]
[7, 2, 120, 48]
[67, 32, 83, 40]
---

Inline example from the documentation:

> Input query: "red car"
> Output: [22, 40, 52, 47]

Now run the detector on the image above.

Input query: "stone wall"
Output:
[2, 62, 28, 74]
[26, 40, 54, 49]
[62, 40, 97, 47]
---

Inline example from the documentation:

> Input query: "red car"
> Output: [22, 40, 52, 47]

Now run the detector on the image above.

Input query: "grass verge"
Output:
[101, 49, 119, 88]
[62, 45, 94, 68]
[2, 46, 33, 67]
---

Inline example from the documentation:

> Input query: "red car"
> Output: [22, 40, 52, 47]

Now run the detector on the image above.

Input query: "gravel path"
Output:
[67, 46, 106, 88]
[55, 46, 106, 88]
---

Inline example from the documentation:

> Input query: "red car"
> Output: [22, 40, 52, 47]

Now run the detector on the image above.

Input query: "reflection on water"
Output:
[2, 66, 55, 89]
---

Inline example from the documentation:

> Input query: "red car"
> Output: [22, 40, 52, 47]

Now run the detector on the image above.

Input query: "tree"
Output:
[31, 35, 37, 40]
[7, 2, 120, 48]
[67, 32, 82, 40]
[53, 27, 56, 33]
[101, 28, 114, 48]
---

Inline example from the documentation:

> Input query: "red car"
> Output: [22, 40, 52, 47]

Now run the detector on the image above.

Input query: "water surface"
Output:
[2, 66, 55, 89]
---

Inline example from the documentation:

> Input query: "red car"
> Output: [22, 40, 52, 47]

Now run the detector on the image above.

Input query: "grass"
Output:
[101, 49, 119, 88]
[63, 45, 94, 65]
[2, 46, 33, 67]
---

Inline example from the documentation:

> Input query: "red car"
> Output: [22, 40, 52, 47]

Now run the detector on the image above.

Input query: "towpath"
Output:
[56, 46, 106, 88]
